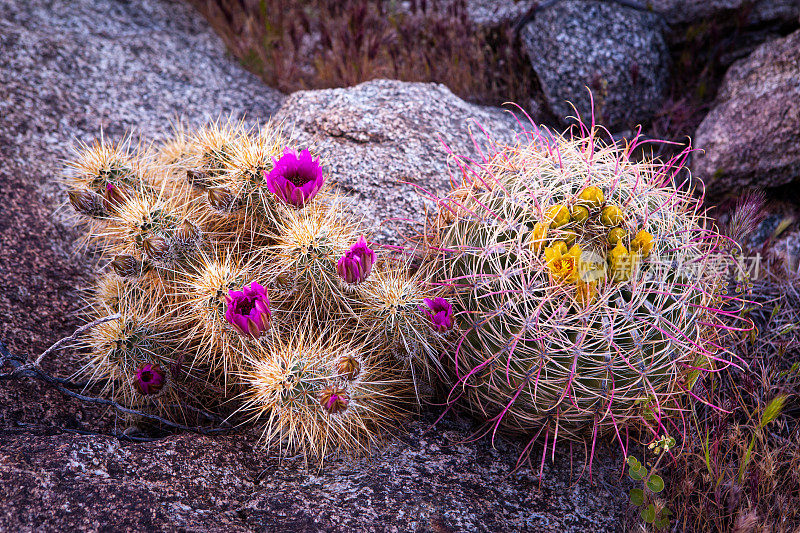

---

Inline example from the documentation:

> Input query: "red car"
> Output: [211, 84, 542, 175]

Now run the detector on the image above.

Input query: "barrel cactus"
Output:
[427, 125, 734, 457]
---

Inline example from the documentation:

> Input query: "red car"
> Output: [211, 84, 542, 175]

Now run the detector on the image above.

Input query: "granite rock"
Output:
[0, 413, 627, 532]
[692, 29, 800, 196]
[520, 0, 670, 130]
[274, 79, 524, 244]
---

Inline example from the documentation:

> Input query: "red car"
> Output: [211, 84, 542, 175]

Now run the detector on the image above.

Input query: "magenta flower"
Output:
[320, 387, 349, 415]
[224, 282, 272, 338]
[336, 236, 375, 285]
[264, 148, 324, 208]
[423, 297, 454, 333]
[133, 364, 166, 396]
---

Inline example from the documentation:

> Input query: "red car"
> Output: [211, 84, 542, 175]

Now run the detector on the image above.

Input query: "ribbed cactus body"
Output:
[432, 131, 728, 440]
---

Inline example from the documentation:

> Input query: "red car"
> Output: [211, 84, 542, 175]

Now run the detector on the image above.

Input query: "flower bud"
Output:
[103, 183, 127, 212]
[630, 229, 654, 258]
[600, 205, 624, 226]
[608, 242, 637, 282]
[133, 363, 166, 396]
[544, 204, 570, 228]
[173, 220, 201, 248]
[607, 227, 627, 246]
[529, 222, 549, 255]
[571, 205, 589, 223]
[142, 235, 170, 263]
[207, 187, 239, 213]
[559, 228, 578, 247]
[111, 255, 147, 278]
[578, 186, 605, 208]
[336, 356, 361, 381]
[336, 236, 375, 285]
[319, 386, 349, 415]
[68, 189, 106, 218]
[224, 282, 271, 338]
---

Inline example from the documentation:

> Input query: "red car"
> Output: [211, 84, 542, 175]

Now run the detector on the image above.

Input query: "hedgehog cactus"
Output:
[428, 125, 735, 455]
[62, 119, 445, 461]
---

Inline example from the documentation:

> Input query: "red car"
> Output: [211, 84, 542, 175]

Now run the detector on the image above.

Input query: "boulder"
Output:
[274, 79, 523, 244]
[0, 0, 625, 530]
[692, 29, 800, 196]
[520, 0, 670, 130]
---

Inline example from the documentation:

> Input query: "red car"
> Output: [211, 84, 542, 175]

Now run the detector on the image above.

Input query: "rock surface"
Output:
[274, 79, 524, 244]
[0, 413, 626, 532]
[692, 29, 800, 196]
[0, 0, 626, 530]
[520, 0, 669, 130]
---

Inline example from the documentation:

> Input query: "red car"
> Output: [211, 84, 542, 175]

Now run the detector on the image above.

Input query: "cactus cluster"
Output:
[426, 125, 734, 455]
[63, 120, 451, 461]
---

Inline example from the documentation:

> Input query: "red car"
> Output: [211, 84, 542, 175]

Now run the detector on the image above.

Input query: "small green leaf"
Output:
[641, 504, 656, 524]
[629, 465, 648, 481]
[627, 456, 640, 468]
[629, 488, 644, 506]
[646, 474, 665, 493]
[654, 514, 670, 530]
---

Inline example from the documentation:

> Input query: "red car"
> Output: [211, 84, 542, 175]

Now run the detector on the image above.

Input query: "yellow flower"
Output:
[608, 242, 637, 282]
[544, 204, 570, 228]
[545, 243, 582, 284]
[578, 186, 604, 208]
[600, 205, 623, 226]
[630, 229, 654, 258]
[529, 222, 549, 254]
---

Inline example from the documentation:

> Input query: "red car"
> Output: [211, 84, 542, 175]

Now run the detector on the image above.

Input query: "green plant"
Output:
[627, 434, 676, 530]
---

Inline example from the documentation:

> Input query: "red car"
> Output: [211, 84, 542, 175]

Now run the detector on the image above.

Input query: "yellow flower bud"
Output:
[630, 229, 655, 258]
[600, 205, 623, 226]
[571, 204, 589, 223]
[529, 222, 549, 254]
[544, 204, 570, 228]
[559, 228, 578, 246]
[608, 242, 637, 282]
[607, 227, 627, 246]
[578, 186, 604, 208]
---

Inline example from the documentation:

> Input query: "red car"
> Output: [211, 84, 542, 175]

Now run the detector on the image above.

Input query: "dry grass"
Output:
[188, 0, 537, 108]
[653, 196, 800, 532]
